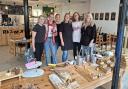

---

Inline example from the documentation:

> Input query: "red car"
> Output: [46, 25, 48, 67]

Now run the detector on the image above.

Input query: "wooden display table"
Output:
[1, 53, 127, 89]
[0, 65, 115, 89]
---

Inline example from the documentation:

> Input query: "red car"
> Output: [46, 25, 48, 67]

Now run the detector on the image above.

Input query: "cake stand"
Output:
[22, 61, 44, 78]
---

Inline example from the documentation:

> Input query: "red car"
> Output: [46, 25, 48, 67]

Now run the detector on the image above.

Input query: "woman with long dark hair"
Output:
[72, 12, 82, 59]
[44, 13, 57, 65]
[59, 13, 73, 62]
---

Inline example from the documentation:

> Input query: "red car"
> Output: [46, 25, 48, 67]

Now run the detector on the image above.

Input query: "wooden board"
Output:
[0, 68, 23, 86]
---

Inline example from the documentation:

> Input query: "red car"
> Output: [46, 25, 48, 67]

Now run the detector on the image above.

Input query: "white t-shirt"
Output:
[45, 24, 57, 37]
[72, 21, 82, 42]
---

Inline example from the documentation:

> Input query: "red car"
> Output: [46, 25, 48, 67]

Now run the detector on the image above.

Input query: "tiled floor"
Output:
[0, 46, 128, 89]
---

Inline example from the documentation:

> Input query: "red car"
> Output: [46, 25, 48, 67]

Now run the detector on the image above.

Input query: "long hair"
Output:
[72, 12, 80, 22]
[82, 13, 94, 27]
[63, 13, 71, 23]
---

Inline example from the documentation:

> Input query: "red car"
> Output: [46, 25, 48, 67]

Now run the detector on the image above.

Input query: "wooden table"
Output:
[0, 65, 116, 89]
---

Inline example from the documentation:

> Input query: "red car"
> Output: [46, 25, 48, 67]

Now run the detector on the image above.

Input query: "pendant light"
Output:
[5, 5, 8, 10]
[5, 0, 8, 10]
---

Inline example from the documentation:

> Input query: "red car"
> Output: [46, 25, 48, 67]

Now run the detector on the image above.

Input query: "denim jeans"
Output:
[81, 45, 96, 62]
[62, 50, 68, 62]
[51, 42, 59, 63]
[81, 45, 91, 57]
[44, 37, 57, 65]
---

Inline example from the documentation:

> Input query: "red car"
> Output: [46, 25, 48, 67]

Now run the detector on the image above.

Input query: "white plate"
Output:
[22, 69, 44, 78]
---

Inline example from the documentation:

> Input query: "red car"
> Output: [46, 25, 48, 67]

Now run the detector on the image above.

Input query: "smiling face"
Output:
[48, 14, 54, 22]
[55, 14, 60, 23]
[85, 14, 93, 23]
[64, 13, 70, 22]
[73, 12, 80, 21]
[38, 16, 45, 25]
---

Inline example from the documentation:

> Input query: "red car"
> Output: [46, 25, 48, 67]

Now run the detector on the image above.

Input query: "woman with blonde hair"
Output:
[32, 15, 46, 62]
[80, 13, 96, 60]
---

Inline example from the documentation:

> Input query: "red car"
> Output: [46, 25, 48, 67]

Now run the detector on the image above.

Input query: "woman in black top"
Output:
[32, 15, 46, 61]
[80, 13, 96, 58]
[59, 13, 73, 62]
[55, 14, 61, 49]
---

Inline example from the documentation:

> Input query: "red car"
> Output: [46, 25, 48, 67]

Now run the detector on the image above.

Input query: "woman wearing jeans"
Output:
[44, 13, 57, 65]
[59, 13, 73, 62]
[80, 13, 96, 60]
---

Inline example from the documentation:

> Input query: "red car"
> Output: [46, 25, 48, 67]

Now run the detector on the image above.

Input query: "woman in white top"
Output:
[44, 13, 57, 65]
[72, 12, 82, 59]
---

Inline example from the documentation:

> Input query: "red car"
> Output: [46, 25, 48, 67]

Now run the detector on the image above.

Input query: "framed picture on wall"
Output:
[100, 13, 104, 20]
[111, 12, 116, 20]
[92, 13, 94, 19]
[95, 13, 99, 20]
[80, 13, 84, 21]
[105, 12, 109, 20]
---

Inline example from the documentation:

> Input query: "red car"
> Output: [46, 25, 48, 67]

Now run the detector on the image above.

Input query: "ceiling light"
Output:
[5, 5, 8, 10]
[51, 9, 53, 12]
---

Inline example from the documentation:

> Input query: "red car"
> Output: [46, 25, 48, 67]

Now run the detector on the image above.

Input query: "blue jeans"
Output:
[62, 50, 68, 62]
[44, 38, 57, 65]
[81, 44, 96, 57]
[51, 42, 59, 63]
[81, 45, 91, 57]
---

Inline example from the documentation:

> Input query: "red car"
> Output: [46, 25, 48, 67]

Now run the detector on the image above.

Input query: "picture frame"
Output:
[105, 12, 109, 20]
[92, 13, 94, 19]
[95, 13, 99, 20]
[100, 13, 104, 20]
[80, 15, 84, 21]
[111, 12, 116, 20]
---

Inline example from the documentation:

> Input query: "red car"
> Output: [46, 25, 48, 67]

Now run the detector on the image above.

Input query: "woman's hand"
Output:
[33, 47, 36, 52]
[61, 41, 64, 46]
[89, 39, 94, 47]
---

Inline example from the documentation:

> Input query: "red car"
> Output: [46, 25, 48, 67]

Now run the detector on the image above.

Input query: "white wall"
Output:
[90, 0, 120, 34]
[55, 1, 90, 20]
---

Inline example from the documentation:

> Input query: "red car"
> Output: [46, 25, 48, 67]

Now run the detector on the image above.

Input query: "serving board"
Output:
[0, 68, 22, 86]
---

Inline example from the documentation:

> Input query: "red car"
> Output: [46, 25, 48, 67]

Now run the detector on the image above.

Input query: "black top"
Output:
[80, 24, 96, 46]
[55, 24, 61, 46]
[60, 22, 73, 50]
[33, 24, 46, 43]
